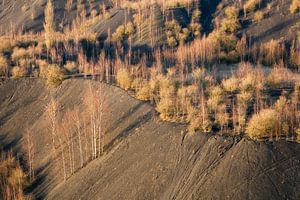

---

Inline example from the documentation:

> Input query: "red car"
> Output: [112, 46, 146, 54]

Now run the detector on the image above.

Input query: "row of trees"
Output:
[0, 151, 29, 200]
[45, 84, 106, 181]
[114, 60, 300, 140]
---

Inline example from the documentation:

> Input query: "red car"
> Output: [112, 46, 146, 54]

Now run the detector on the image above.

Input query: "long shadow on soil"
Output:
[104, 110, 154, 152]
[106, 102, 145, 133]
[200, 0, 222, 34]
[251, 14, 300, 43]
[26, 161, 51, 200]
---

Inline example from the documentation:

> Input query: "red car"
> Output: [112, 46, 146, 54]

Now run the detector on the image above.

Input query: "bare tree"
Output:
[44, 0, 55, 52]
[61, 114, 74, 175]
[46, 97, 67, 182]
[84, 84, 97, 159]
[57, 124, 67, 182]
[46, 97, 59, 154]
[84, 83, 106, 159]
[73, 107, 84, 168]
[24, 128, 35, 181]
[97, 84, 105, 156]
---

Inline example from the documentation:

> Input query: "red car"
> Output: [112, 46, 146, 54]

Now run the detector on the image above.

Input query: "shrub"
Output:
[260, 39, 283, 65]
[289, 41, 300, 69]
[253, 11, 264, 22]
[192, 9, 201, 23]
[177, 85, 198, 117]
[116, 68, 132, 90]
[189, 23, 201, 38]
[156, 77, 176, 120]
[246, 109, 280, 139]
[267, 67, 294, 88]
[240, 73, 256, 92]
[188, 102, 212, 134]
[222, 76, 239, 92]
[178, 28, 190, 44]
[207, 86, 224, 112]
[112, 25, 126, 42]
[0, 54, 9, 76]
[236, 90, 253, 133]
[216, 104, 229, 130]
[221, 6, 240, 34]
[91, 9, 98, 19]
[297, 128, 300, 142]
[64, 61, 78, 74]
[237, 90, 253, 107]
[125, 22, 135, 36]
[11, 66, 27, 78]
[189, 116, 212, 134]
[104, 12, 113, 20]
[0, 38, 13, 53]
[37, 59, 49, 78]
[136, 83, 151, 101]
[156, 95, 176, 120]
[0, 152, 28, 200]
[167, 36, 178, 48]
[290, 0, 300, 14]
[191, 68, 205, 83]
[46, 64, 64, 87]
[11, 47, 29, 62]
[165, 20, 181, 37]
[131, 77, 143, 92]
[244, 0, 261, 13]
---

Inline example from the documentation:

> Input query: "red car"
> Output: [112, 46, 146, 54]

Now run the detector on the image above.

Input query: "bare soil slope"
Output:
[0, 0, 112, 34]
[0, 78, 299, 200]
[2, 0, 300, 44]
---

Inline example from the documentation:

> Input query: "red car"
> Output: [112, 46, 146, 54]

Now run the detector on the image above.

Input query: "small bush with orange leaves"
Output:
[253, 11, 264, 22]
[45, 64, 65, 87]
[246, 109, 280, 139]
[116, 68, 132, 91]
[244, 0, 261, 13]
[0, 38, 13, 53]
[290, 0, 300, 13]
[0, 54, 9, 76]
[11, 66, 27, 78]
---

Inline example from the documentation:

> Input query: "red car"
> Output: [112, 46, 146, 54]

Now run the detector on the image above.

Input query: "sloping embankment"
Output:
[0, 78, 299, 199]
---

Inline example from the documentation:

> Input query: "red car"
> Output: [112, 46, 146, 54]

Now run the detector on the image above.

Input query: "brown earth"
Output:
[0, 78, 299, 200]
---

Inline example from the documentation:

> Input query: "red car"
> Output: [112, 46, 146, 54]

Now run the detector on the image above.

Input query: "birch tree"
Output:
[44, 0, 55, 51]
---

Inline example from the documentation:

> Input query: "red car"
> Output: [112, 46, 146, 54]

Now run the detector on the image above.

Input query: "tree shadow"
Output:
[25, 161, 51, 200]
[104, 109, 154, 152]
[200, 0, 222, 34]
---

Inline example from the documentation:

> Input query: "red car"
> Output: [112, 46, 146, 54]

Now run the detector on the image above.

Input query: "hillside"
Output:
[0, 78, 299, 199]
[0, 0, 113, 34]
[1, 0, 300, 44]
[0, 0, 300, 199]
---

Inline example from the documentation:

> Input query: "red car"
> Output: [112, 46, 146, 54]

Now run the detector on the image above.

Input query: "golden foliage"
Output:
[46, 64, 65, 87]
[116, 68, 132, 91]
[290, 0, 300, 13]
[11, 66, 27, 78]
[0, 152, 28, 200]
[246, 109, 280, 139]
[0, 54, 9, 76]
[244, 0, 261, 13]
